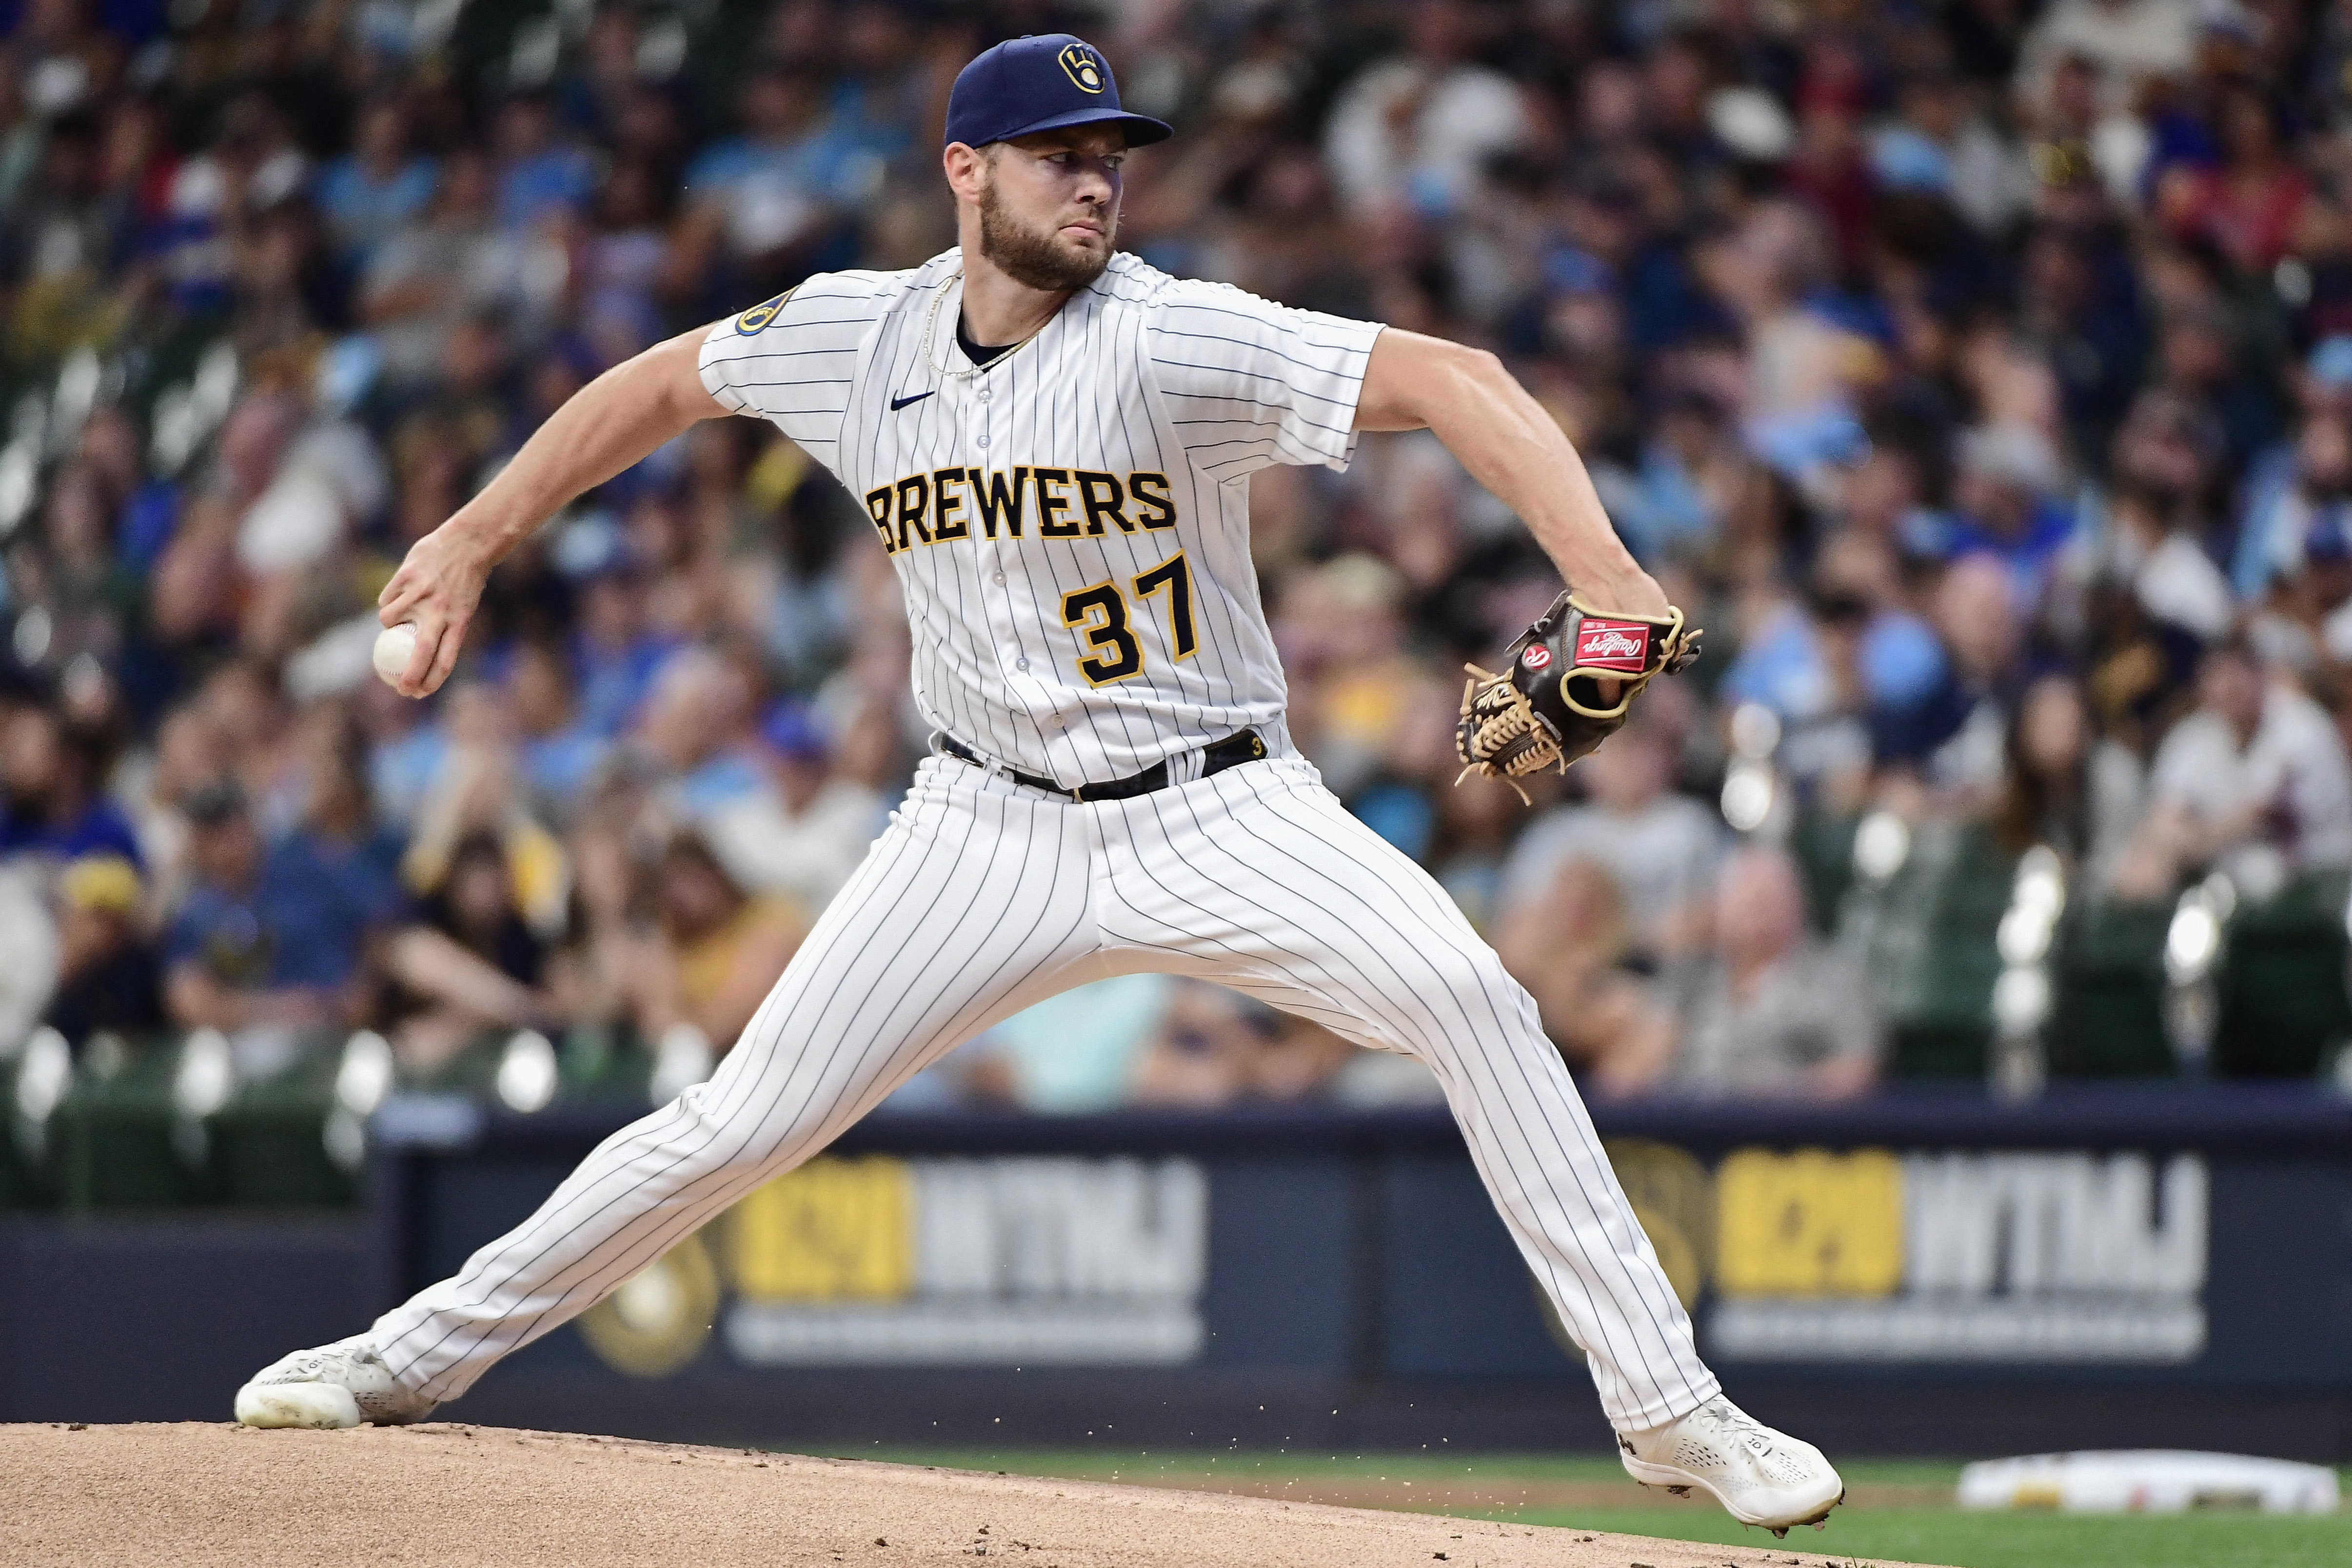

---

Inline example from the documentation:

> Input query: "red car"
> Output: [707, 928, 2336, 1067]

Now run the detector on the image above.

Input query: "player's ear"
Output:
[943, 141, 990, 203]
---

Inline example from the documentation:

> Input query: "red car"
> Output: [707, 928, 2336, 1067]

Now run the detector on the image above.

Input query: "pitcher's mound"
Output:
[0, 1421, 1951, 1568]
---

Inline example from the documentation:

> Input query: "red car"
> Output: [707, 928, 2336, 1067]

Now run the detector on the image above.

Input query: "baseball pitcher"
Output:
[236, 34, 1841, 1537]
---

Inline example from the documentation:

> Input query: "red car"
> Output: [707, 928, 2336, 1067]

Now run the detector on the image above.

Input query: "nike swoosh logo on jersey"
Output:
[889, 390, 934, 411]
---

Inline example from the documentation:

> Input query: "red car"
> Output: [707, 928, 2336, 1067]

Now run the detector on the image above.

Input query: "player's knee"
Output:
[1386, 944, 1525, 1060]
[641, 1079, 800, 1180]
[1425, 941, 1513, 1002]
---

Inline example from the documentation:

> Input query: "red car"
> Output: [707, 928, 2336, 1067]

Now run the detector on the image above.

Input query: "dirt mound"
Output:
[0, 1421, 1952, 1568]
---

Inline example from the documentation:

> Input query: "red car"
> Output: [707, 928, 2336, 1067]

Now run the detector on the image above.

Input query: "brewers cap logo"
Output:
[1058, 42, 1106, 93]
[733, 290, 791, 336]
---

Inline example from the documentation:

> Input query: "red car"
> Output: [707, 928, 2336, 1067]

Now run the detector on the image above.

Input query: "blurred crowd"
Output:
[5, 0, 2352, 1118]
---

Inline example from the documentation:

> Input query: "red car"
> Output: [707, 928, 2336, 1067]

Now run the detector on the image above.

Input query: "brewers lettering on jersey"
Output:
[235, 31, 1845, 1538]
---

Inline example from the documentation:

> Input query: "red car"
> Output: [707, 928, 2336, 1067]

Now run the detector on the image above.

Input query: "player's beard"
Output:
[977, 179, 1114, 293]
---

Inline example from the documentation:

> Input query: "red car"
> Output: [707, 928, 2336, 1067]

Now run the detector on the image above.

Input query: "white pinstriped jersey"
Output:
[698, 248, 1384, 785]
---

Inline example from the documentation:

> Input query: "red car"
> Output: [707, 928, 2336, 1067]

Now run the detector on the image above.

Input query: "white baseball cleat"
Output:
[1617, 1397, 1845, 1535]
[233, 1337, 437, 1429]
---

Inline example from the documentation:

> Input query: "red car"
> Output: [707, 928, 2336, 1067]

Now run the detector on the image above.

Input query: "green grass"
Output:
[860, 1449, 2352, 1568]
[1493, 1503, 2350, 1568]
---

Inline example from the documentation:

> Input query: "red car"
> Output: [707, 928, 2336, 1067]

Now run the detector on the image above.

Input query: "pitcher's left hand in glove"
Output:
[1455, 589, 1701, 802]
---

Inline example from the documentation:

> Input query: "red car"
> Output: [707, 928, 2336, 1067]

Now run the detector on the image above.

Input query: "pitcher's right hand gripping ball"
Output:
[1455, 589, 1701, 801]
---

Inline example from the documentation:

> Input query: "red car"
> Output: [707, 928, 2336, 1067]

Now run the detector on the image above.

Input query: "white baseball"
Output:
[373, 622, 420, 688]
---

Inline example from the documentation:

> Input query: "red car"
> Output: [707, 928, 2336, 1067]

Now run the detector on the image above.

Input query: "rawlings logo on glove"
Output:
[1573, 621, 1653, 671]
[1455, 589, 1701, 802]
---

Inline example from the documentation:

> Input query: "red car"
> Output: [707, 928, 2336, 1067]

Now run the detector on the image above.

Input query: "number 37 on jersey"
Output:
[864, 464, 1194, 687]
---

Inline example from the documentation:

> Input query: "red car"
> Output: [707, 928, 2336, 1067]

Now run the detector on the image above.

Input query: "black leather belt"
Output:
[938, 729, 1267, 802]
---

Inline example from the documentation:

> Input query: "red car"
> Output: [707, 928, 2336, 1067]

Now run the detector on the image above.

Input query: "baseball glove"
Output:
[1454, 589, 1701, 801]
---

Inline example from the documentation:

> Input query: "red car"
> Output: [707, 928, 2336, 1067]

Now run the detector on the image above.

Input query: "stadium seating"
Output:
[0, 1092, 35, 1211]
[53, 1038, 210, 1209]
[2213, 872, 2352, 1080]
[1836, 817, 2013, 1081]
[1, 1024, 656, 1213]
[2046, 899, 2177, 1080]
[209, 1048, 359, 1210]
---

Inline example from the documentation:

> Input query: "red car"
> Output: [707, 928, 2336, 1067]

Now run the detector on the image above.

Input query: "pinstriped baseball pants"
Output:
[368, 752, 1721, 1431]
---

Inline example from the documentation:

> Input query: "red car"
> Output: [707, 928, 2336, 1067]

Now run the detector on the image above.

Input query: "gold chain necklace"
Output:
[918, 267, 1047, 380]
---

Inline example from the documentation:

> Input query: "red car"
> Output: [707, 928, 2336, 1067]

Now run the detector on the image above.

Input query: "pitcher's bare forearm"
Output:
[1354, 329, 1663, 615]
[440, 331, 725, 568]
[377, 329, 728, 695]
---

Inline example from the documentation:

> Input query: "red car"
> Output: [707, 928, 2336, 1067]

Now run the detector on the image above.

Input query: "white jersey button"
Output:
[977, 433, 990, 447]
[992, 572, 1006, 584]
[1014, 657, 1028, 671]
[977, 386, 992, 401]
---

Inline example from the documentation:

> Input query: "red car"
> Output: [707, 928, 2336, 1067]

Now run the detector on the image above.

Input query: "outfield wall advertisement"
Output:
[373, 1093, 2351, 1402]
[9, 1092, 2346, 1441]
[1703, 1150, 2208, 1365]
[568, 1145, 2222, 1382]
[579, 1155, 1211, 1375]
[1581, 1142, 2213, 1368]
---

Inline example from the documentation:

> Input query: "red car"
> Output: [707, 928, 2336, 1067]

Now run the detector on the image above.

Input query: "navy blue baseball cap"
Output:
[945, 34, 1172, 151]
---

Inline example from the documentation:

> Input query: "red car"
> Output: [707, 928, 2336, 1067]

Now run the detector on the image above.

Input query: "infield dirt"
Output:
[0, 1421, 1954, 1568]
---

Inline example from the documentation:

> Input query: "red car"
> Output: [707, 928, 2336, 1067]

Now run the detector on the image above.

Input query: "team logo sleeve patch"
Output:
[734, 291, 791, 335]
